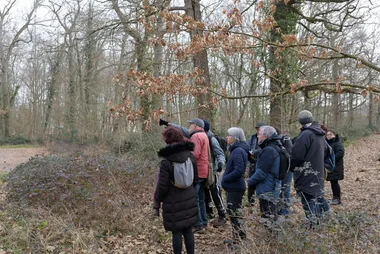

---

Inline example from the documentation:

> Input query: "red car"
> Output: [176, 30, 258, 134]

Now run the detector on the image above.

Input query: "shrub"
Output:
[5, 152, 158, 233]
[0, 136, 31, 146]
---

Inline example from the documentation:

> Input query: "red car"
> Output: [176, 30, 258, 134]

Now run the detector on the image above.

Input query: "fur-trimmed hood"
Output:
[157, 141, 195, 163]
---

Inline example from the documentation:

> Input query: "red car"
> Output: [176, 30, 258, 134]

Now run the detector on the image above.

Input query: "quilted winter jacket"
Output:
[248, 137, 281, 202]
[221, 142, 249, 192]
[326, 135, 345, 181]
[154, 142, 198, 231]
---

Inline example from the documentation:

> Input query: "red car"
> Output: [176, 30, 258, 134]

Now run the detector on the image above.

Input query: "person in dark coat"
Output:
[247, 122, 267, 206]
[221, 127, 249, 245]
[290, 110, 330, 227]
[153, 127, 198, 254]
[248, 126, 281, 224]
[326, 130, 345, 205]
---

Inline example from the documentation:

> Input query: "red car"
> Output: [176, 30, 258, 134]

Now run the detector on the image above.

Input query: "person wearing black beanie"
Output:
[202, 119, 227, 227]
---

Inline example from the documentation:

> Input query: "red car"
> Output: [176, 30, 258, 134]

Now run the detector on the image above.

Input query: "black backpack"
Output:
[268, 138, 291, 180]
[208, 135, 228, 160]
[215, 135, 227, 153]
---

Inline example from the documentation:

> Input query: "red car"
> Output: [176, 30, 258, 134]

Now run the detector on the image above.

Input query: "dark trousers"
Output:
[172, 227, 194, 254]
[247, 166, 256, 203]
[204, 174, 226, 218]
[299, 191, 330, 227]
[259, 199, 277, 220]
[226, 191, 246, 241]
[330, 180, 341, 200]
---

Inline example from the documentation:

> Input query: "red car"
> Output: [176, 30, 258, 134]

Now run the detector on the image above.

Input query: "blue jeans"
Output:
[194, 179, 208, 227]
[299, 191, 330, 227]
[278, 171, 293, 215]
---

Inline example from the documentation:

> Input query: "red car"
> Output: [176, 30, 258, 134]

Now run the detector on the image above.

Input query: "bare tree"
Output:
[0, 0, 41, 137]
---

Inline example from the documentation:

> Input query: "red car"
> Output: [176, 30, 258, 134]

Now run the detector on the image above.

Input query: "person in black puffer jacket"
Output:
[153, 127, 198, 254]
[325, 130, 345, 205]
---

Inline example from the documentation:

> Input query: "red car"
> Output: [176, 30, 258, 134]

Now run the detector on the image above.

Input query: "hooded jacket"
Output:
[290, 122, 326, 197]
[221, 141, 249, 192]
[248, 135, 281, 202]
[154, 142, 198, 231]
[326, 135, 345, 181]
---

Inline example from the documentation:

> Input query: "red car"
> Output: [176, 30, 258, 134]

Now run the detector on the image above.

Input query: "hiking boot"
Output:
[212, 217, 226, 227]
[330, 199, 342, 205]
[192, 225, 206, 234]
[207, 213, 215, 220]
[248, 197, 256, 207]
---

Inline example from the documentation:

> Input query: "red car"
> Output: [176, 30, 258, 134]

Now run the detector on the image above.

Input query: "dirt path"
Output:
[0, 147, 48, 172]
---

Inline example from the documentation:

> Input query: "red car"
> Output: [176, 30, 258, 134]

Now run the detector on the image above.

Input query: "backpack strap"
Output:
[265, 143, 281, 179]
[163, 158, 176, 185]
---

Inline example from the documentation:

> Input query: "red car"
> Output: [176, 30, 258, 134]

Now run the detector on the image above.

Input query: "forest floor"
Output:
[0, 135, 379, 253]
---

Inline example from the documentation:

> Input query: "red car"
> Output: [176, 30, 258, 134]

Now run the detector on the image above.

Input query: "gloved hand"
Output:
[159, 118, 169, 126]
[154, 208, 160, 216]
[217, 162, 224, 172]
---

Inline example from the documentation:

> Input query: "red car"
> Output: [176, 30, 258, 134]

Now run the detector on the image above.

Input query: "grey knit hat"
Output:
[298, 110, 313, 125]
[227, 127, 246, 142]
[188, 118, 204, 128]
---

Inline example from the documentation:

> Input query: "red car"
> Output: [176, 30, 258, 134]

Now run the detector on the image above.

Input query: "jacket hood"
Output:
[229, 141, 250, 153]
[258, 133, 281, 149]
[301, 122, 325, 136]
[327, 134, 341, 144]
[157, 142, 195, 163]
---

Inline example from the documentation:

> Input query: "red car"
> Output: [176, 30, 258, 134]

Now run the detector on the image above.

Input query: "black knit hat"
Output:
[203, 119, 210, 132]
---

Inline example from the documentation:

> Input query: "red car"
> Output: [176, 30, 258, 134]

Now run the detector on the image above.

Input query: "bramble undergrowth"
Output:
[0, 139, 379, 253]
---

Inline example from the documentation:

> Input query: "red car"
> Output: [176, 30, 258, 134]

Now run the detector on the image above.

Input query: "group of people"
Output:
[153, 110, 345, 254]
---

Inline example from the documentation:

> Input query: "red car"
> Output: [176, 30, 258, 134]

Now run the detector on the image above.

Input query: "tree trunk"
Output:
[368, 73, 373, 127]
[331, 60, 340, 129]
[185, 0, 213, 124]
[269, 2, 297, 131]
[67, 35, 76, 139]
[348, 93, 354, 128]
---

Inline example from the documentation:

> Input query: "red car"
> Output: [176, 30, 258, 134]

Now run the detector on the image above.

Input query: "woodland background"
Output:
[0, 0, 380, 253]
[1, 0, 380, 145]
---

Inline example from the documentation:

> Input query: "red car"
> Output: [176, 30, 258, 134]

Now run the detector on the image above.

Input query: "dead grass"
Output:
[0, 135, 379, 253]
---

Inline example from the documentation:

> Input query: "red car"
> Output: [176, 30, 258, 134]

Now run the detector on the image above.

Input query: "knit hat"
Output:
[203, 119, 210, 132]
[298, 110, 313, 125]
[188, 118, 204, 128]
[227, 127, 246, 142]
[255, 122, 267, 129]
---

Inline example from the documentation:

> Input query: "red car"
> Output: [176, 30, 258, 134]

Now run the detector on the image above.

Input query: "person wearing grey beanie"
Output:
[290, 110, 329, 228]
[298, 110, 313, 125]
